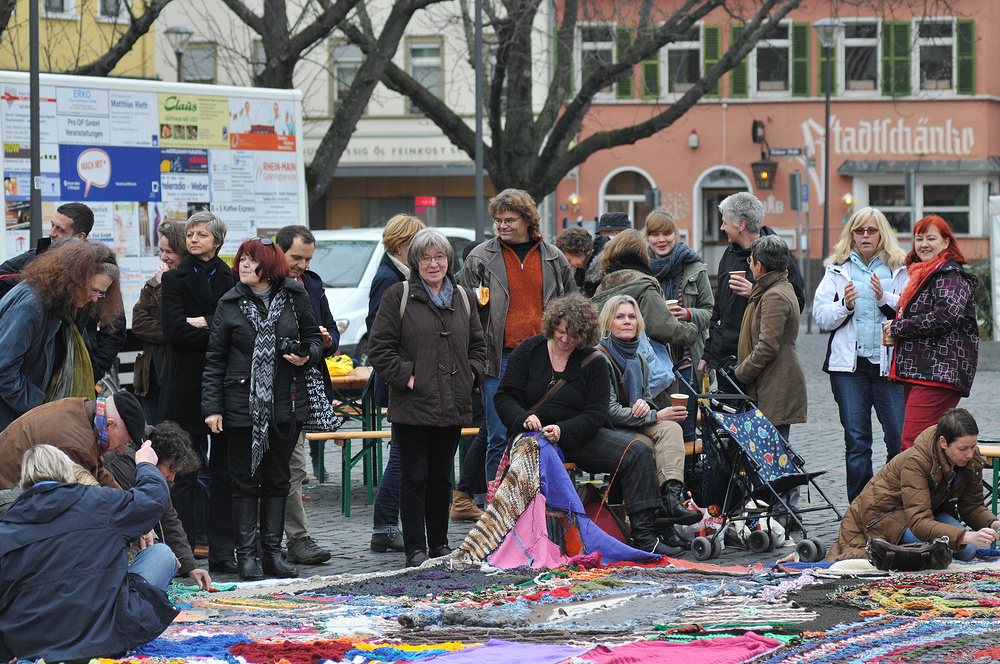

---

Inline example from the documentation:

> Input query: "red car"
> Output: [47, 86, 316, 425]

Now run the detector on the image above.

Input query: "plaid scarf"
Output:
[238, 287, 290, 474]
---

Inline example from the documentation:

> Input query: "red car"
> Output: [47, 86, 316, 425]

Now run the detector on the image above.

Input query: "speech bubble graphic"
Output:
[76, 148, 111, 197]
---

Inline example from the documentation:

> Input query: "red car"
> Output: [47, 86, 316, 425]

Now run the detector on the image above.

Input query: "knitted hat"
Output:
[111, 390, 147, 446]
[597, 212, 632, 233]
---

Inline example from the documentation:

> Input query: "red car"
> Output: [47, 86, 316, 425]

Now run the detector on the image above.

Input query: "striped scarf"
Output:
[238, 287, 290, 473]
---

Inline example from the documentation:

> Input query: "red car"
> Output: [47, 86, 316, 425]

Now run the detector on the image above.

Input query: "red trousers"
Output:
[900, 383, 962, 449]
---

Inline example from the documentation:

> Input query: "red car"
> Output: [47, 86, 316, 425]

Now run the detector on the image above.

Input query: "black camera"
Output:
[277, 337, 308, 357]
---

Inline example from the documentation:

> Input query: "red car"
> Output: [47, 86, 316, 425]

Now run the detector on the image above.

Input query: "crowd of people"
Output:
[0, 188, 991, 659]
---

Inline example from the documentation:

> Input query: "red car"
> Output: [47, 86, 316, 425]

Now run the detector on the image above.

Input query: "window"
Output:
[43, 0, 70, 13]
[666, 26, 701, 93]
[181, 43, 217, 84]
[579, 25, 615, 95]
[915, 20, 953, 90]
[97, 0, 124, 20]
[407, 39, 443, 115]
[867, 181, 972, 234]
[332, 43, 364, 114]
[602, 169, 655, 229]
[868, 184, 910, 233]
[252, 40, 266, 78]
[844, 21, 878, 91]
[754, 23, 790, 92]
[923, 184, 970, 233]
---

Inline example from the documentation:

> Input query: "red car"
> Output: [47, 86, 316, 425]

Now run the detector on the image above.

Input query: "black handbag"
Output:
[866, 536, 952, 571]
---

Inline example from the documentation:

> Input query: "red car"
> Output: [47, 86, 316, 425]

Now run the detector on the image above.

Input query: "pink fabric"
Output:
[576, 633, 783, 664]
[487, 494, 569, 569]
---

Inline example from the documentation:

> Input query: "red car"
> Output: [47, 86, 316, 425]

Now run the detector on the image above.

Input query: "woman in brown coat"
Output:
[131, 221, 187, 424]
[827, 408, 999, 561]
[734, 235, 806, 441]
[368, 228, 487, 567]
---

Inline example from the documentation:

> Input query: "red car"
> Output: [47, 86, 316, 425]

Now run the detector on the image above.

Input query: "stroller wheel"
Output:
[809, 537, 827, 560]
[796, 538, 820, 563]
[748, 529, 771, 553]
[692, 536, 713, 561]
[711, 537, 723, 558]
[769, 530, 783, 551]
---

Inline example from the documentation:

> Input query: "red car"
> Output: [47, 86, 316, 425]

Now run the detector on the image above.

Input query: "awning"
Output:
[838, 158, 1000, 175]
[333, 164, 481, 178]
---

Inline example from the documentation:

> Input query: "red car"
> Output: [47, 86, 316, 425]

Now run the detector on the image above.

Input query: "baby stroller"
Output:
[680, 360, 842, 563]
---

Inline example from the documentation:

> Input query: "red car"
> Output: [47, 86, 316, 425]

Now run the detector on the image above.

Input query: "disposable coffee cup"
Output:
[671, 393, 688, 408]
[729, 270, 746, 279]
[665, 299, 679, 307]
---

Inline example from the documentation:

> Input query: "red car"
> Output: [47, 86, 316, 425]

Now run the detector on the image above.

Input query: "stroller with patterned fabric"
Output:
[682, 361, 842, 562]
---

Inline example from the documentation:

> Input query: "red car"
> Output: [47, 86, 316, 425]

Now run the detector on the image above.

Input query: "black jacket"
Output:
[0, 463, 178, 661]
[300, 269, 338, 399]
[202, 279, 322, 427]
[159, 254, 234, 431]
[702, 226, 805, 370]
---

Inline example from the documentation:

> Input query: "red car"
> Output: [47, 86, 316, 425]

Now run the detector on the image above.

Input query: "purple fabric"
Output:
[421, 639, 587, 664]
[536, 437, 655, 563]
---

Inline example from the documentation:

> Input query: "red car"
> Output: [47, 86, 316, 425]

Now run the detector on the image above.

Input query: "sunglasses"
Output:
[253, 237, 277, 251]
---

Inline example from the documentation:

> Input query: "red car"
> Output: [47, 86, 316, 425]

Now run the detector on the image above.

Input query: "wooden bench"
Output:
[306, 428, 480, 516]
[978, 444, 1000, 517]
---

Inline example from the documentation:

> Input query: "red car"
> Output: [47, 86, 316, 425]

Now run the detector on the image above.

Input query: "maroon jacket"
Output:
[889, 260, 978, 396]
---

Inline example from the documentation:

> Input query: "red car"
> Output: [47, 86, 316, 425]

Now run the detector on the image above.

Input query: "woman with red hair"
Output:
[883, 216, 979, 449]
[202, 237, 322, 579]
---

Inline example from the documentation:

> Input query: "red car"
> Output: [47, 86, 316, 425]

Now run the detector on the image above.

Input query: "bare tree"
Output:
[0, 0, 15, 42]
[69, 0, 175, 75]
[342, 0, 961, 201]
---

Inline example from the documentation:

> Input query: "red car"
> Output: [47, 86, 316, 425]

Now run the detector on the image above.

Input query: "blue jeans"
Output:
[482, 349, 511, 484]
[130, 543, 177, 590]
[372, 427, 400, 535]
[830, 361, 904, 503]
[902, 512, 977, 561]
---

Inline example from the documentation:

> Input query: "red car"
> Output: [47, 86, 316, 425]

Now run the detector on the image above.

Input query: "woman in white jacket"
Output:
[813, 207, 909, 503]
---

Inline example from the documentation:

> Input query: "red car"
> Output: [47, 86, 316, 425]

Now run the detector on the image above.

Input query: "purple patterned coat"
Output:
[889, 260, 979, 396]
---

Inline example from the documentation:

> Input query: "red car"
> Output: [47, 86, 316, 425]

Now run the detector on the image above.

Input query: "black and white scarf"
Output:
[238, 287, 290, 474]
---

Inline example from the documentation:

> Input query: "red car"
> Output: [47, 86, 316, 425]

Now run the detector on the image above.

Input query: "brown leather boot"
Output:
[450, 490, 483, 521]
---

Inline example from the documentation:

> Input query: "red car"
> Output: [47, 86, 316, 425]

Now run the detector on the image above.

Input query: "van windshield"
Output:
[311, 240, 378, 288]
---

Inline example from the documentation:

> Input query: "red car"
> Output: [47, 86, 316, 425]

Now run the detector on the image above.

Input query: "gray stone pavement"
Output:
[205, 325, 1000, 581]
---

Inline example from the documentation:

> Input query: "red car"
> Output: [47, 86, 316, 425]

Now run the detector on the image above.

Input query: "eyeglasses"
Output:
[418, 254, 448, 266]
[493, 215, 521, 227]
[91, 290, 106, 299]
[746, 256, 753, 265]
[253, 237, 277, 251]
[852, 227, 879, 236]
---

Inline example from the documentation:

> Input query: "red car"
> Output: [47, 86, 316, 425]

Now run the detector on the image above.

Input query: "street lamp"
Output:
[165, 25, 194, 82]
[813, 18, 845, 260]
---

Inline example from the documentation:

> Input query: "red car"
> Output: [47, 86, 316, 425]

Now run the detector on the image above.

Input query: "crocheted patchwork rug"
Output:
[830, 570, 1000, 618]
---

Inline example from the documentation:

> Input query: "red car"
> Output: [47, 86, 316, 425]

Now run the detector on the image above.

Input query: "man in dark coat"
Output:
[0, 442, 179, 662]
[274, 225, 337, 565]
[699, 192, 806, 380]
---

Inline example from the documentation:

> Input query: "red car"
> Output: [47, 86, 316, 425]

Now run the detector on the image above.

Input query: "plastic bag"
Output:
[325, 354, 356, 378]
[674, 498, 724, 542]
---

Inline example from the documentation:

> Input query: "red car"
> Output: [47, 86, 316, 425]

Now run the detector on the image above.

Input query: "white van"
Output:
[310, 227, 477, 362]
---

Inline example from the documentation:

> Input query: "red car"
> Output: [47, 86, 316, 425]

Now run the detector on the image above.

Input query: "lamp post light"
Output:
[813, 18, 845, 260]
[165, 25, 194, 83]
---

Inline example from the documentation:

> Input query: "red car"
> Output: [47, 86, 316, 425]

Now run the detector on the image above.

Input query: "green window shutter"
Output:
[729, 24, 747, 98]
[554, 26, 574, 100]
[956, 20, 975, 95]
[641, 57, 661, 98]
[791, 23, 810, 96]
[882, 21, 910, 96]
[616, 26, 634, 99]
[817, 38, 837, 97]
[703, 24, 720, 97]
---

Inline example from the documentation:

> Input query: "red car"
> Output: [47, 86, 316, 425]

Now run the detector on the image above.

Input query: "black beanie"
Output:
[112, 390, 146, 447]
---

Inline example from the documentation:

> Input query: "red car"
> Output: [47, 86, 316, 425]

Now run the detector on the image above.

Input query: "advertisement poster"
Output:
[212, 201, 255, 256]
[253, 151, 298, 202]
[0, 84, 59, 143]
[158, 93, 230, 149]
[59, 145, 162, 202]
[228, 98, 296, 151]
[109, 91, 160, 148]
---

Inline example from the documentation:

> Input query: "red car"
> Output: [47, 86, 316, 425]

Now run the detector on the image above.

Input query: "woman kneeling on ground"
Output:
[495, 293, 678, 556]
[827, 408, 1000, 562]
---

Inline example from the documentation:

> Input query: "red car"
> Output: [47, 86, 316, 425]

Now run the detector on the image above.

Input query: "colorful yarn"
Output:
[832, 571, 1000, 617]
[229, 638, 355, 664]
[345, 641, 480, 662]
[132, 633, 252, 658]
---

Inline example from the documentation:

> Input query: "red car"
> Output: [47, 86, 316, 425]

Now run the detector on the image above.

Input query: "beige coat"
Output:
[734, 270, 806, 426]
[827, 425, 996, 560]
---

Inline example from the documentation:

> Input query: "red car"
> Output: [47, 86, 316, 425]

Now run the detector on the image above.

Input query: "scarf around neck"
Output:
[600, 334, 643, 405]
[389, 253, 411, 279]
[897, 256, 946, 316]
[238, 286, 291, 473]
[649, 242, 701, 298]
[605, 253, 655, 277]
[422, 275, 454, 309]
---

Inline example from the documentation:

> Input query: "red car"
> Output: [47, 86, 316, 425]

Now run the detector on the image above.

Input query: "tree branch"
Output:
[220, 0, 265, 36]
[66, 0, 174, 76]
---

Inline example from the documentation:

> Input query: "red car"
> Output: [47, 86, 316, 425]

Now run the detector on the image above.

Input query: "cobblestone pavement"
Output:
[204, 325, 1000, 581]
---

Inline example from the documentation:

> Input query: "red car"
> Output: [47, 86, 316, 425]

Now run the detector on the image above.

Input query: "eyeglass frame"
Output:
[492, 214, 522, 227]
[851, 226, 880, 237]
[418, 253, 449, 266]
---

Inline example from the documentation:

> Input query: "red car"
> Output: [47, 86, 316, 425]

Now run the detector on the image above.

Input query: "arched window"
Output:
[601, 169, 655, 229]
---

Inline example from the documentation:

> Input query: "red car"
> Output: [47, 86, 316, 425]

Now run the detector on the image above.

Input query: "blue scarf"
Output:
[600, 334, 643, 405]
[649, 242, 702, 299]
[422, 276, 454, 310]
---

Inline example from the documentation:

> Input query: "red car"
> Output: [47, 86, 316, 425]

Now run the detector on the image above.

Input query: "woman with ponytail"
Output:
[883, 216, 979, 449]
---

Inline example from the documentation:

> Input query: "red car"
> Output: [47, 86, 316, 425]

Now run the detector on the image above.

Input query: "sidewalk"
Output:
[232, 325, 1000, 577]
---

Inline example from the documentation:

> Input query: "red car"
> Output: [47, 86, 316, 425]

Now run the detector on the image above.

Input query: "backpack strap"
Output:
[398, 280, 471, 319]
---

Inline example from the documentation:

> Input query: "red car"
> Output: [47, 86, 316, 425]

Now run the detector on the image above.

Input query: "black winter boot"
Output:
[660, 480, 701, 525]
[260, 497, 298, 578]
[232, 496, 263, 580]
[630, 508, 684, 557]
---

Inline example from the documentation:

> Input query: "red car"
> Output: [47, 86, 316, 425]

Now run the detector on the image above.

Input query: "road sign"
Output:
[802, 183, 809, 203]
[769, 147, 804, 156]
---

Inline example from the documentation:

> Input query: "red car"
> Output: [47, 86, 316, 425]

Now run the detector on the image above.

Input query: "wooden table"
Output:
[321, 367, 385, 507]
[978, 444, 1000, 517]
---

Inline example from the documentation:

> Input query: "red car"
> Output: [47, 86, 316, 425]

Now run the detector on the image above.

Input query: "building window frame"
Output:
[42, 0, 78, 20]
[912, 16, 955, 93]
[331, 39, 365, 116]
[180, 41, 218, 85]
[599, 166, 657, 228]
[664, 23, 702, 96]
[856, 173, 982, 236]
[576, 23, 617, 99]
[405, 36, 444, 116]
[749, 19, 792, 97]
[96, 0, 128, 22]
[840, 18, 880, 95]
